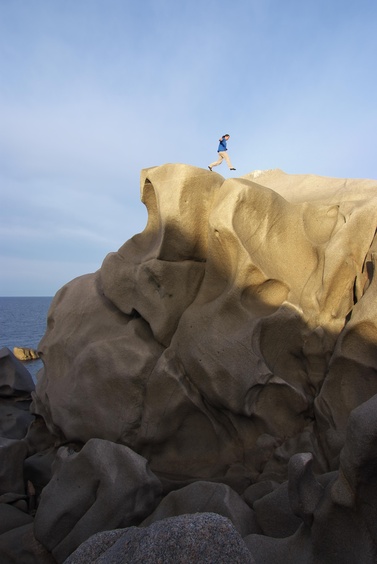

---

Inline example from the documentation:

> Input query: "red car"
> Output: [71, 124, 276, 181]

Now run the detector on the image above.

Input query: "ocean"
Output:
[0, 296, 53, 382]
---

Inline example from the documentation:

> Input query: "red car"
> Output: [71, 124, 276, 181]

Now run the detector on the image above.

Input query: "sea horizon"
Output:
[0, 296, 54, 298]
[0, 296, 54, 381]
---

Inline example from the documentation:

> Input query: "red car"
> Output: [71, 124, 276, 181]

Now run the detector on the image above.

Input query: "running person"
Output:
[208, 134, 236, 171]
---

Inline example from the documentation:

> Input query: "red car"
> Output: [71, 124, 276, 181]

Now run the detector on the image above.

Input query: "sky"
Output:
[1, 0, 376, 296]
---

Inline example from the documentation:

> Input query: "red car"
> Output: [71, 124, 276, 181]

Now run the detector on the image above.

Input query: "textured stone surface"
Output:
[1, 164, 376, 563]
[0, 438, 28, 495]
[242, 480, 278, 508]
[34, 438, 162, 563]
[31, 165, 377, 486]
[252, 480, 302, 538]
[0, 347, 35, 397]
[0, 399, 34, 440]
[0, 503, 33, 535]
[0, 348, 35, 441]
[0, 523, 56, 564]
[141, 481, 259, 537]
[65, 513, 255, 564]
[244, 394, 377, 563]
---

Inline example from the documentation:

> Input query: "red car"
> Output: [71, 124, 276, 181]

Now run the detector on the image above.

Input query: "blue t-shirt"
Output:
[218, 137, 227, 152]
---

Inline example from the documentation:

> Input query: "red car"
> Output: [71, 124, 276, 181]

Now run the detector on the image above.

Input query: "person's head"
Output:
[223, 134, 230, 139]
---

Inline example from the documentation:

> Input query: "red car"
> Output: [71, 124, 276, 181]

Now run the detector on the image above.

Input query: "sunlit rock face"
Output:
[32, 164, 377, 486]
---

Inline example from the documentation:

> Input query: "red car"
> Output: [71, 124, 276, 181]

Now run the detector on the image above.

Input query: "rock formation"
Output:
[1, 164, 377, 562]
[13, 347, 40, 361]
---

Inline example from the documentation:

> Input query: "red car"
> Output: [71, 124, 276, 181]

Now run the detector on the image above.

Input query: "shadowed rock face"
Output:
[32, 164, 377, 486]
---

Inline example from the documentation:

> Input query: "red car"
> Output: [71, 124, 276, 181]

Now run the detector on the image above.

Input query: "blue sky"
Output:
[1, 0, 376, 296]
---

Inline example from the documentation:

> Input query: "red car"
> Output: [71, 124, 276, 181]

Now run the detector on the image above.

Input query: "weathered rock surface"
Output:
[34, 438, 162, 563]
[140, 480, 259, 537]
[0, 347, 35, 398]
[31, 165, 377, 485]
[65, 513, 255, 564]
[0, 437, 28, 495]
[0, 348, 35, 440]
[244, 393, 377, 563]
[0, 523, 56, 564]
[2, 165, 377, 562]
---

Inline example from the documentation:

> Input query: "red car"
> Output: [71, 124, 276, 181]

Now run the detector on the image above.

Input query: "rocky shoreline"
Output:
[2, 344, 377, 562]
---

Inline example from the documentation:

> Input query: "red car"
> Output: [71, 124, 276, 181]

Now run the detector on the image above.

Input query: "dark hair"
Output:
[223, 134, 230, 137]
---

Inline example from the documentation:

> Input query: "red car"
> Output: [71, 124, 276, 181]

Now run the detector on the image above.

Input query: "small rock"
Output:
[13, 347, 40, 361]
[0, 348, 35, 397]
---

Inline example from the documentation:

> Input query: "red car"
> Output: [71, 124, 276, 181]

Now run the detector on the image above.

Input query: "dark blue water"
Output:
[0, 297, 53, 382]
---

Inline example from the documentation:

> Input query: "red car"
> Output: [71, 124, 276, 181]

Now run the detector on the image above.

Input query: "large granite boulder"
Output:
[31, 165, 377, 486]
[140, 480, 259, 537]
[0, 523, 56, 564]
[1, 164, 376, 562]
[0, 348, 35, 441]
[65, 513, 255, 564]
[0, 347, 35, 398]
[34, 438, 162, 563]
